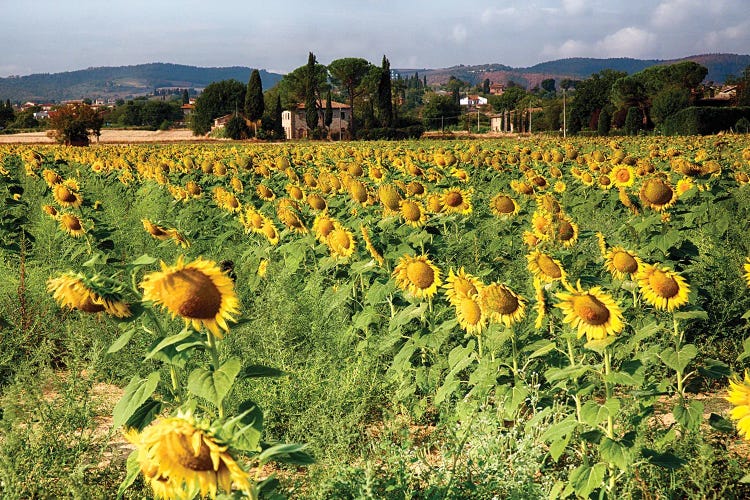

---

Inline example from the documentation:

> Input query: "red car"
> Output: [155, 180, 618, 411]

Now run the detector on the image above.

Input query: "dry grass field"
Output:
[0, 129, 214, 144]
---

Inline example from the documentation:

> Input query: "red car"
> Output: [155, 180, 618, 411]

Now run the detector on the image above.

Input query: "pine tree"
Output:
[305, 52, 319, 134]
[377, 55, 393, 128]
[324, 89, 333, 129]
[245, 69, 264, 136]
[182, 89, 189, 105]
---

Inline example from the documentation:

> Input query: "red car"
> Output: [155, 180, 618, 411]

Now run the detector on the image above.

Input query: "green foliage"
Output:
[597, 107, 611, 136]
[624, 106, 642, 135]
[422, 94, 460, 129]
[190, 79, 246, 135]
[245, 69, 265, 122]
[48, 103, 103, 145]
[661, 106, 750, 135]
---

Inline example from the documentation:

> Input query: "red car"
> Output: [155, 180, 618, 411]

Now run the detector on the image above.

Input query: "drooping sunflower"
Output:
[42, 168, 62, 187]
[527, 250, 567, 283]
[326, 224, 356, 260]
[744, 257, 750, 288]
[555, 217, 579, 248]
[393, 254, 442, 300]
[556, 283, 624, 341]
[361, 225, 384, 266]
[312, 213, 337, 244]
[727, 371, 750, 440]
[140, 256, 240, 338]
[443, 267, 483, 306]
[479, 283, 526, 327]
[261, 220, 280, 246]
[490, 193, 520, 218]
[277, 206, 307, 234]
[42, 204, 58, 218]
[286, 183, 305, 201]
[256, 183, 275, 201]
[59, 213, 86, 237]
[604, 247, 642, 280]
[47, 272, 131, 318]
[142, 219, 172, 241]
[306, 193, 327, 212]
[378, 184, 402, 214]
[441, 187, 472, 215]
[636, 263, 690, 312]
[400, 199, 428, 227]
[639, 177, 677, 212]
[455, 295, 486, 335]
[52, 183, 83, 208]
[124, 414, 252, 499]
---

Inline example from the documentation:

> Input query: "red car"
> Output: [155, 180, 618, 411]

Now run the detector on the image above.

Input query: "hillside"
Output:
[403, 53, 750, 88]
[0, 63, 283, 102]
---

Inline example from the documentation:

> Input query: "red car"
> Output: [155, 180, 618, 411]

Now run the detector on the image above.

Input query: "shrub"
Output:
[661, 106, 750, 135]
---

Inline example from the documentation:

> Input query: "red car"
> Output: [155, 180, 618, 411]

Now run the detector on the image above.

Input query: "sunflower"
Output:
[522, 231, 540, 248]
[451, 167, 470, 183]
[393, 254, 442, 300]
[745, 257, 750, 288]
[611, 165, 635, 188]
[258, 259, 269, 277]
[676, 178, 695, 196]
[443, 267, 483, 306]
[527, 250, 567, 283]
[455, 295, 486, 334]
[426, 193, 444, 214]
[256, 183, 275, 201]
[361, 225, 384, 266]
[727, 371, 750, 440]
[531, 210, 555, 241]
[286, 183, 305, 201]
[142, 219, 172, 241]
[441, 187, 472, 215]
[636, 263, 690, 312]
[604, 247, 642, 280]
[554, 181, 567, 193]
[533, 280, 546, 329]
[596, 232, 608, 257]
[313, 213, 337, 244]
[556, 283, 624, 341]
[479, 283, 526, 327]
[400, 199, 428, 227]
[242, 208, 265, 234]
[42, 204, 58, 218]
[42, 168, 62, 187]
[277, 206, 307, 234]
[326, 224, 356, 259]
[490, 194, 520, 218]
[59, 213, 86, 237]
[378, 184, 402, 214]
[348, 179, 369, 204]
[140, 256, 240, 337]
[306, 193, 327, 211]
[639, 177, 677, 212]
[261, 220, 280, 246]
[185, 180, 203, 198]
[124, 414, 252, 499]
[52, 183, 83, 208]
[47, 272, 131, 318]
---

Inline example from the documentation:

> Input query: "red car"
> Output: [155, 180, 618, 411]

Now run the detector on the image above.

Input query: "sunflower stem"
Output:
[673, 316, 684, 398]
[477, 333, 483, 362]
[510, 328, 519, 383]
[206, 330, 224, 419]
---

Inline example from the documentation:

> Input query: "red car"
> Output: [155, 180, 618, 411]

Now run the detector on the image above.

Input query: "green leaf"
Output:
[580, 398, 620, 427]
[642, 448, 686, 469]
[673, 400, 704, 431]
[544, 364, 589, 382]
[599, 436, 634, 470]
[145, 329, 200, 360]
[549, 433, 571, 461]
[125, 398, 162, 431]
[570, 462, 607, 498]
[526, 340, 555, 359]
[229, 399, 264, 452]
[241, 364, 286, 379]
[187, 357, 242, 408]
[698, 358, 731, 379]
[116, 451, 141, 499]
[660, 344, 697, 373]
[129, 254, 158, 268]
[580, 429, 604, 444]
[541, 415, 578, 442]
[708, 412, 735, 433]
[583, 336, 616, 354]
[257, 443, 310, 465]
[740, 473, 750, 484]
[672, 309, 709, 321]
[113, 371, 160, 429]
[108, 326, 136, 354]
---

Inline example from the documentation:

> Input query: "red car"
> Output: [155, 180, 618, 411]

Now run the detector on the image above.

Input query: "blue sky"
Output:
[1, 0, 748, 77]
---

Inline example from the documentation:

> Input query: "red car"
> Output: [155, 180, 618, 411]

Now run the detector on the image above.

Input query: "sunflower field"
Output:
[1, 136, 750, 498]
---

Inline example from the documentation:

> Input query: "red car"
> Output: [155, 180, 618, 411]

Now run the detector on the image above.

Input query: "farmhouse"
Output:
[459, 95, 488, 108]
[282, 100, 351, 140]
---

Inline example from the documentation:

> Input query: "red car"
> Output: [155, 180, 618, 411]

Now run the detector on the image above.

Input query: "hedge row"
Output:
[661, 106, 750, 135]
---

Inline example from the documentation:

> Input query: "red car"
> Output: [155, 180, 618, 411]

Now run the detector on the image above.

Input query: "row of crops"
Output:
[1, 136, 750, 498]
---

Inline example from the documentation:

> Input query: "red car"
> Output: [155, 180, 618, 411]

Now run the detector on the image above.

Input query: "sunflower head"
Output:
[393, 254, 442, 300]
[636, 263, 690, 312]
[441, 187, 472, 214]
[455, 295, 486, 335]
[59, 213, 86, 237]
[604, 247, 642, 280]
[140, 256, 240, 337]
[48, 272, 131, 318]
[326, 224, 356, 259]
[400, 199, 427, 227]
[479, 283, 526, 327]
[443, 267, 483, 306]
[556, 282, 624, 341]
[639, 177, 677, 212]
[527, 250, 566, 283]
[727, 371, 750, 440]
[490, 194, 519, 218]
[53, 183, 83, 208]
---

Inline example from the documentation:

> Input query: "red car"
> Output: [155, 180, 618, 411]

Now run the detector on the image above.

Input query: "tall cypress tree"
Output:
[324, 89, 333, 129]
[245, 69, 264, 135]
[305, 52, 319, 134]
[181, 89, 190, 105]
[377, 55, 393, 128]
[274, 93, 284, 139]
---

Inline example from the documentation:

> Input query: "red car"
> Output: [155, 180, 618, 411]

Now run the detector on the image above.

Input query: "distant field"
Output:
[0, 129, 214, 144]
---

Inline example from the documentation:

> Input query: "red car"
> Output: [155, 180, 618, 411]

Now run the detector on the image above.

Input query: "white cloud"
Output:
[541, 27, 656, 60]
[651, 0, 706, 28]
[562, 0, 587, 15]
[703, 20, 750, 47]
[480, 7, 517, 25]
[452, 24, 468, 43]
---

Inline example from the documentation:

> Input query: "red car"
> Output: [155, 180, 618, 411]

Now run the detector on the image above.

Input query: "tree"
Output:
[482, 78, 491, 94]
[328, 57, 373, 137]
[568, 69, 626, 134]
[422, 93, 460, 130]
[651, 87, 690, 126]
[597, 108, 611, 136]
[377, 55, 393, 128]
[624, 106, 641, 135]
[541, 79, 556, 94]
[47, 103, 103, 146]
[324, 89, 333, 129]
[244, 69, 264, 135]
[0, 100, 15, 128]
[274, 93, 284, 139]
[225, 114, 250, 140]
[182, 89, 190, 105]
[305, 52, 320, 133]
[190, 79, 246, 135]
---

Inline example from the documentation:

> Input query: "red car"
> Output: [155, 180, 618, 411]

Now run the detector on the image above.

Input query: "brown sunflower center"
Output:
[445, 191, 463, 207]
[175, 433, 215, 471]
[537, 254, 562, 278]
[329, 229, 351, 250]
[380, 187, 401, 211]
[78, 295, 106, 313]
[406, 261, 435, 289]
[493, 196, 516, 214]
[460, 297, 483, 325]
[572, 294, 610, 325]
[166, 268, 223, 320]
[57, 187, 77, 202]
[612, 251, 638, 273]
[558, 221, 575, 241]
[648, 269, 680, 298]
[63, 215, 82, 231]
[308, 195, 326, 210]
[616, 169, 631, 182]
[485, 286, 519, 315]
[401, 201, 422, 221]
[643, 179, 673, 205]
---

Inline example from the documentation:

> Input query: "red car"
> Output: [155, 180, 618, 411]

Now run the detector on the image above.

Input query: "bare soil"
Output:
[0, 129, 217, 144]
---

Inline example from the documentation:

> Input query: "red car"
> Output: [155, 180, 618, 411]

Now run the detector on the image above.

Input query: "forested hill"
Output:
[402, 53, 750, 89]
[0, 63, 283, 102]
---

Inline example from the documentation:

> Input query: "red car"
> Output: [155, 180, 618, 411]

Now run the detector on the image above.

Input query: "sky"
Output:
[1, 0, 749, 77]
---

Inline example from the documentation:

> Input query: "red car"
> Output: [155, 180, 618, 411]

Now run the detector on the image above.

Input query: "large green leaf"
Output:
[188, 357, 242, 408]
[599, 436, 635, 470]
[673, 399, 704, 431]
[113, 371, 161, 429]
[642, 448, 686, 469]
[570, 462, 607, 498]
[580, 398, 620, 427]
[660, 344, 697, 373]
[145, 329, 200, 360]
[116, 451, 141, 499]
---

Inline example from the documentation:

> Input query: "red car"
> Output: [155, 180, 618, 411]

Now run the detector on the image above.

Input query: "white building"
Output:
[459, 95, 488, 107]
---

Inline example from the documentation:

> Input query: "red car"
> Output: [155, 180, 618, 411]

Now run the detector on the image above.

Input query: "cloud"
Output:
[703, 19, 750, 48]
[562, 0, 587, 15]
[452, 24, 468, 43]
[480, 7, 517, 25]
[541, 27, 656, 60]
[651, 0, 702, 28]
